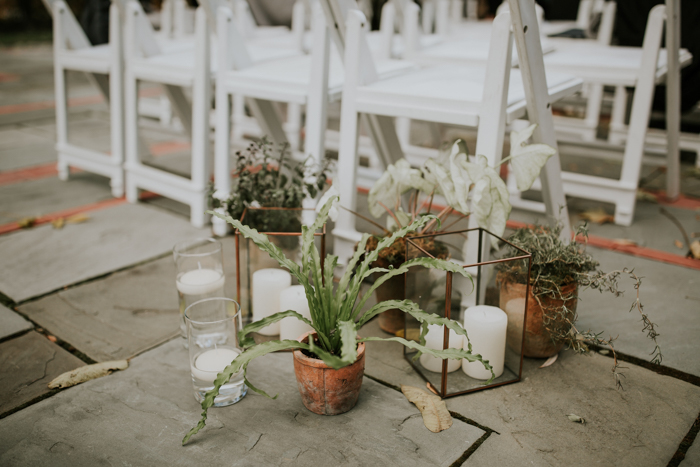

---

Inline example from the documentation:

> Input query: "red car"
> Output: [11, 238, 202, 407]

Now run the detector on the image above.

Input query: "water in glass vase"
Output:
[176, 268, 226, 340]
[190, 347, 247, 406]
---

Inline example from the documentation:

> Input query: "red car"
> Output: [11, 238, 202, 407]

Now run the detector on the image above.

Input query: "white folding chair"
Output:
[323, 0, 581, 262]
[43, 0, 124, 197]
[511, 4, 692, 225]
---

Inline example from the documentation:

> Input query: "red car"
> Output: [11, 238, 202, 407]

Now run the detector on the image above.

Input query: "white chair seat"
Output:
[59, 44, 112, 73]
[543, 42, 693, 86]
[413, 36, 555, 66]
[354, 64, 582, 126]
[219, 51, 414, 105]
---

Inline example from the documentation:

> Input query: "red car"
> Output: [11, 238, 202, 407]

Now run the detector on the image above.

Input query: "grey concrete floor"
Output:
[0, 43, 699, 466]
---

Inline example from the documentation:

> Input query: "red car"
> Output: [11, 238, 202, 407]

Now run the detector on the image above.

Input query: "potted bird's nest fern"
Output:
[359, 124, 557, 333]
[182, 193, 494, 445]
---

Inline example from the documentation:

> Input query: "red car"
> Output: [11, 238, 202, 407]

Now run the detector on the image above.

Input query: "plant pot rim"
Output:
[293, 331, 365, 369]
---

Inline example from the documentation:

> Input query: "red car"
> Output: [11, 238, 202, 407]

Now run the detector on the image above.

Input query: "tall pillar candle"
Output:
[252, 268, 292, 335]
[279, 285, 313, 341]
[419, 324, 463, 373]
[462, 305, 507, 380]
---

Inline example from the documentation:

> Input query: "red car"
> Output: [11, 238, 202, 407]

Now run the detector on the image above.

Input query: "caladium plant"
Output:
[368, 124, 556, 238]
[182, 193, 494, 445]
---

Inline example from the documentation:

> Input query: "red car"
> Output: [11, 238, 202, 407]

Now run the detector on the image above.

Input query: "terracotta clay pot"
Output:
[372, 272, 405, 334]
[499, 279, 578, 358]
[293, 332, 365, 415]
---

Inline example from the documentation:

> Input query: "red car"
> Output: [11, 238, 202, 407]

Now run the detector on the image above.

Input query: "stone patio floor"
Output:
[0, 43, 699, 466]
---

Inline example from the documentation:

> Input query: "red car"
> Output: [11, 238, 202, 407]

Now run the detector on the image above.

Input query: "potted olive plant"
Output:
[361, 124, 557, 333]
[497, 224, 662, 387]
[182, 193, 494, 445]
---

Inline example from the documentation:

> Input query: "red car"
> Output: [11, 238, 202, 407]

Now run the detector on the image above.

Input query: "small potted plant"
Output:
[210, 138, 332, 236]
[182, 192, 494, 444]
[496, 224, 662, 387]
[361, 124, 557, 333]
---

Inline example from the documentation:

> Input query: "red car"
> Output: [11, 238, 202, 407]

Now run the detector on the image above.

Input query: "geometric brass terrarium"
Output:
[403, 227, 532, 398]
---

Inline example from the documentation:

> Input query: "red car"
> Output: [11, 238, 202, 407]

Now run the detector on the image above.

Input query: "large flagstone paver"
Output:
[0, 303, 32, 340]
[360, 319, 700, 466]
[0, 203, 208, 302]
[0, 339, 485, 466]
[685, 436, 700, 466]
[577, 247, 700, 377]
[0, 331, 85, 415]
[0, 173, 113, 224]
[18, 238, 237, 362]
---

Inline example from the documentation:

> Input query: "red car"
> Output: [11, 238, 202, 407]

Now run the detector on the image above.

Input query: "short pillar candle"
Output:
[252, 268, 292, 335]
[462, 305, 507, 380]
[279, 285, 313, 341]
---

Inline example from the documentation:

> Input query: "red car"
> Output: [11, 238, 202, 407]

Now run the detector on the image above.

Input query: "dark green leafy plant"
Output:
[182, 195, 494, 445]
[209, 138, 332, 232]
[498, 224, 662, 388]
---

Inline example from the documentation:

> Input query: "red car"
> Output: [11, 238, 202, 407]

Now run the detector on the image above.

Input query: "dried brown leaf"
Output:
[567, 414, 586, 424]
[612, 238, 638, 247]
[539, 353, 558, 368]
[401, 385, 452, 433]
[66, 213, 90, 224]
[426, 383, 438, 395]
[17, 217, 36, 229]
[691, 240, 700, 260]
[48, 360, 129, 389]
[51, 218, 65, 229]
[636, 191, 658, 203]
[674, 240, 684, 250]
[579, 209, 614, 225]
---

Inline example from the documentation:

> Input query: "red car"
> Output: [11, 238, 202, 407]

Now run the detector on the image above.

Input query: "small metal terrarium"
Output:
[403, 227, 532, 398]
[234, 207, 325, 337]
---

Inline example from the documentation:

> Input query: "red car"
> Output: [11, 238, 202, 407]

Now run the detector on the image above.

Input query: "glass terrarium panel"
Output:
[403, 228, 531, 398]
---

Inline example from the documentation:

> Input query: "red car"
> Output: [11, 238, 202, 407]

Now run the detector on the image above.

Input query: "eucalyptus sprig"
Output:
[182, 193, 494, 445]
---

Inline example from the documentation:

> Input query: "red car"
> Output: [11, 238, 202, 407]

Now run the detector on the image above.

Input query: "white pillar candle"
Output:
[462, 305, 507, 380]
[419, 324, 463, 373]
[176, 268, 225, 296]
[191, 347, 241, 383]
[252, 268, 292, 335]
[279, 285, 313, 341]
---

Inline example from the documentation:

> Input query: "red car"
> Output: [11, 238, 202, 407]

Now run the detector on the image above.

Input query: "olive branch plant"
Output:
[182, 192, 495, 445]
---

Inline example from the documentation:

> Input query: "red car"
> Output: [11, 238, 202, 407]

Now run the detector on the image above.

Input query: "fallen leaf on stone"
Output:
[17, 217, 36, 229]
[567, 414, 586, 424]
[598, 349, 610, 356]
[691, 240, 700, 260]
[395, 328, 421, 341]
[401, 385, 452, 433]
[46, 335, 57, 343]
[674, 240, 684, 250]
[48, 360, 129, 389]
[612, 238, 638, 247]
[66, 213, 90, 224]
[539, 353, 558, 368]
[636, 191, 658, 203]
[579, 209, 614, 225]
[51, 218, 65, 229]
[426, 383, 438, 395]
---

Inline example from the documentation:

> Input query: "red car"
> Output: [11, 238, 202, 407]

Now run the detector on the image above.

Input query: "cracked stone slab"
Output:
[0, 331, 85, 415]
[0, 304, 32, 340]
[0, 203, 208, 302]
[18, 238, 238, 362]
[0, 339, 485, 466]
[361, 317, 700, 466]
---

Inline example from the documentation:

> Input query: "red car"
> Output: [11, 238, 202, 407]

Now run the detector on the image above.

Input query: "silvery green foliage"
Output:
[368, 124, 555, 237]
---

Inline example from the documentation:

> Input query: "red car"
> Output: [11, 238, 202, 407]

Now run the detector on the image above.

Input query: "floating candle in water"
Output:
[176, 268, 225, 296]
[191, 347, 241, 383]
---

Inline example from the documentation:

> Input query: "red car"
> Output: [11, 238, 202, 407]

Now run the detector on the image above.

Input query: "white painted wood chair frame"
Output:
[509, 4, 670, 226]
[47, 0, 124, 197]
[124, 2, 212, 227]
[327, 0, 577, 263]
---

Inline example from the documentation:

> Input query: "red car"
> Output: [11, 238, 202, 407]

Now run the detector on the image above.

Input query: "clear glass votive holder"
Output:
[174, 238, 225, 342]
[185, 297, 247, 407]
